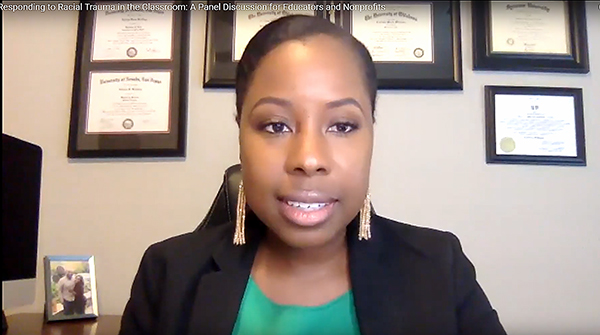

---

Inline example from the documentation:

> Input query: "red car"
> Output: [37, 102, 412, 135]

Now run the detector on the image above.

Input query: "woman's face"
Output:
[239, 34, 374, 249]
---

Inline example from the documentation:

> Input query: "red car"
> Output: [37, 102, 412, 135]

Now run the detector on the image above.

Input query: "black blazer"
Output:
[119, 212, 507, 335]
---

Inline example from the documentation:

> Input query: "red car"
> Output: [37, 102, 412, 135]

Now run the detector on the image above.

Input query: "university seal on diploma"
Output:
[122, 118, 134, 129]
[126, 47, 138, 58]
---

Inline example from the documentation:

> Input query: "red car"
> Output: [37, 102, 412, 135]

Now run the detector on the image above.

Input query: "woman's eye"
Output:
[263, 122, 291, 134]
[328, 122, 358, 134]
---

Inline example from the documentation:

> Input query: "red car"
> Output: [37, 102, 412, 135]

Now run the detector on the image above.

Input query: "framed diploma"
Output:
[90, 3, 175, 61]
[484, 86, 586, 166]
[203, 1, 328, 88]
[68, 1, 190, 158]
[472, 1, 589, 73]
[333, 1, 462, 90]
[85, 71, 172, 134]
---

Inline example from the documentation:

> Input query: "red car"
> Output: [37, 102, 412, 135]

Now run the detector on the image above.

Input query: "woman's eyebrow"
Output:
[250, 97, 292, 113]
[249, 97, 364, 114]
[325, 98, 364, 113]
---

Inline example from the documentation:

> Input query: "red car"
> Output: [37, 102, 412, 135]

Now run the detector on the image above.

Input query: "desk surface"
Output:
[5, 313, 122, 335]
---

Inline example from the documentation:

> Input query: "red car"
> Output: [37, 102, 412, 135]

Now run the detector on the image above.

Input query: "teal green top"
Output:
[232, 277, 361, 335]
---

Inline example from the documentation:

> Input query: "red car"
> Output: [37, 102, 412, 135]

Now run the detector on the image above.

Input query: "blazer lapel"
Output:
[348, 214, 415, 335]
[185, 213, 419, 335]
[186, 213, 264, 335]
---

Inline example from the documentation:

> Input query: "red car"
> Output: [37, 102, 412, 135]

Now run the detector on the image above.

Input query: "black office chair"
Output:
[194, 164, 242, 232]
[195, 164, 375, 232]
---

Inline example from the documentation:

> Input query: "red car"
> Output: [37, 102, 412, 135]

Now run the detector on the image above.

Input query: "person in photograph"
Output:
[52, 265, 66, 284]
[73, 274, 86, 314]
[56, 270, 76, 315]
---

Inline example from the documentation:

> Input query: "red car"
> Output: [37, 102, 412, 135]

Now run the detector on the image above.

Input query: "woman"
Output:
[119, 15, 506, 335]
[73, 274, 86, 314]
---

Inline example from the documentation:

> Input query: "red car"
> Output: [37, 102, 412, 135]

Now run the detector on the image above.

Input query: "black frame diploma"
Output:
[472, 1, 589, 73]
[203, 1, 328, 88]
[68, 1, 190, 158]
[333, 1, 462, 90]
[484, 86, 586, 166]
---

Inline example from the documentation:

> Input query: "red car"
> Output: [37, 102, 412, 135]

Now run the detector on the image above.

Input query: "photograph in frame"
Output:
[44, 255, 99, 322]
[472, 1, 589, 73]
[203, 1, 328, 88]
[484, 85, 586, 166]
[68, 1, 190, 158]
[333, 1, 462, 90]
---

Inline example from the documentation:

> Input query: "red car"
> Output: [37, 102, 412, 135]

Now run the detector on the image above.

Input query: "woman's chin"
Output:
[269, 225, 346, 250]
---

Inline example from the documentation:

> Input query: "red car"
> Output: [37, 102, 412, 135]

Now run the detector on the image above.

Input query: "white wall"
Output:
[3, 2, 599, 334]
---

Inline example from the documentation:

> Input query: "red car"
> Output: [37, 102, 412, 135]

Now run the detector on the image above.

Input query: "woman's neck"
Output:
[251, 229, 352, 306]
[256, 230, 349, 280]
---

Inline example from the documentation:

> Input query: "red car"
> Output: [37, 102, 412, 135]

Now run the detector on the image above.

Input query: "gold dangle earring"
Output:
[358, 193, 372, 241]
[233, 180, 247, 245]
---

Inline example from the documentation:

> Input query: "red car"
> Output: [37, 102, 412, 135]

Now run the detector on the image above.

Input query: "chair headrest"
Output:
[194, 164, 241, 231]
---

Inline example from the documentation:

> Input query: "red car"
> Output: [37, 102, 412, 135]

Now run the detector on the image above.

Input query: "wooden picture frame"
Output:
[484, 85, 586, 166]
[333, 1, 463, 90]
[68, 1, 191, 158]
[472, 1, 589, 73]
[44, 255, 99, 322]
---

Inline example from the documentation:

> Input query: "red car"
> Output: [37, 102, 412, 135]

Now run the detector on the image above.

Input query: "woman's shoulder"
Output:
[139, 222, 235, 267]
[371, 214, 462, 260]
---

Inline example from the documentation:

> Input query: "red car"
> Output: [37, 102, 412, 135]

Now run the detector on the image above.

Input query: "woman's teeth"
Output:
[286, 201, 328, 210]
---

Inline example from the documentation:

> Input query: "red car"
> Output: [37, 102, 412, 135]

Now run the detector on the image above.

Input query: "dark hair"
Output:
[235, 15, 377, 124]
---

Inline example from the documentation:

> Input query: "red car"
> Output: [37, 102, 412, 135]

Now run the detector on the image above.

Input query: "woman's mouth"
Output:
[278, 198, 336, 227]
[286, 200, 329, 210]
